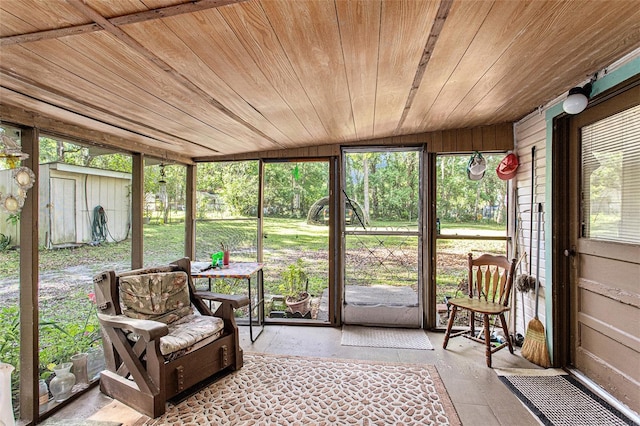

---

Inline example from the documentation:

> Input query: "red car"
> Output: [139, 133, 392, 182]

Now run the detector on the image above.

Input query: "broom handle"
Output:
[529, 146, 536, 276]
[534, 203, 542, 317]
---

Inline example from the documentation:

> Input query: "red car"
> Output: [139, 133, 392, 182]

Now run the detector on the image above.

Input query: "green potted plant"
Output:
[280, 259, 310, 316]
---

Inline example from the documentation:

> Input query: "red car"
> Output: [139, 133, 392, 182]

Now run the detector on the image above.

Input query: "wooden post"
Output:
[185, 164, 196, 260]
[131, 153, 144, 269]
[19, 126, 39, 422]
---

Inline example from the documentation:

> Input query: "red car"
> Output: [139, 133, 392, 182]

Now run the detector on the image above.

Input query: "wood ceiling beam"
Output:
[395, 0, 454, 134]
[66, 0, 282, 149]
[0, 100, 196, 165]
[0, 0, 247, 46]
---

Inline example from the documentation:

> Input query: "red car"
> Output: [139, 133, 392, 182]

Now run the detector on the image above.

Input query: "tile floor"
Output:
[47, 325, 542, 425]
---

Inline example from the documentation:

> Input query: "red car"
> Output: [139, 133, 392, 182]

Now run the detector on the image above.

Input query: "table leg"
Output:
[247, 274, 264, 342]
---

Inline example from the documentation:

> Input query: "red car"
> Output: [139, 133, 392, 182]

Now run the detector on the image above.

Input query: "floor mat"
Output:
[145, 352, 459, 425]
[498, 372, 637, 426]
[341, 325, 434, 350]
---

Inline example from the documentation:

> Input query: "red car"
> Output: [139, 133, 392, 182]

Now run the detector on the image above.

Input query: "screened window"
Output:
[581, 104, 640, 244]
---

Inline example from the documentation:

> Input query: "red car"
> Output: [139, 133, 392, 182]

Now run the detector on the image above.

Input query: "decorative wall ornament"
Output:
[0, 134, 36, 213]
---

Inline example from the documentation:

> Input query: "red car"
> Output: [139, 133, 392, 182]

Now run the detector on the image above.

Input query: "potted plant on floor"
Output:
[280, 259, 311, 317]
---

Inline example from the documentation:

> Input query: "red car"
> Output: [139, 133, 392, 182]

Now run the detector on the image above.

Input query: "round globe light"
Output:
[563, 92, 589, 114]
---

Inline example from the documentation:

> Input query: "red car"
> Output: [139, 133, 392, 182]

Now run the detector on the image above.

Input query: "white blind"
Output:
[581, 104, 640, 244]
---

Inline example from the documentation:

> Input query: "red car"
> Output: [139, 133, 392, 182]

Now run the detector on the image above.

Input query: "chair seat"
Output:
[448, 297, 510, 315]
[161, 313, 224, 355]
[127, 313, 224, 356]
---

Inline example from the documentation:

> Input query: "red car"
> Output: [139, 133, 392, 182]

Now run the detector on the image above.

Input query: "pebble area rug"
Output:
[496, 369, 638, 426]
[341, 325, 434, 350]
[145, 352, 460, 425]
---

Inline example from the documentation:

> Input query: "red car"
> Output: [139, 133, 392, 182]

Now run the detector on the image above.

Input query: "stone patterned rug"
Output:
[146, 352, 460, 425]
[341, 325, 434, 350]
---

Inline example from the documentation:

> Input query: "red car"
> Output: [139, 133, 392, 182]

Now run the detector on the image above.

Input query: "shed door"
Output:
[50, 177, 76, 245]
[569, 86, 640, 412]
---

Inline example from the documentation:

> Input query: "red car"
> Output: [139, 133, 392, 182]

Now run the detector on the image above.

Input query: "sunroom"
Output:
[0, 1, 638, 425]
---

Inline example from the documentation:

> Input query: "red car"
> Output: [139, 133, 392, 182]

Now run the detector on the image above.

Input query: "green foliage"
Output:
[279, 259, 308, 298]
[0, 306, 20, 407]
[436, 154, 507, 224]
[6, 213, 19, 227]
[0, 233, 12, 251]
[38, 292, 101, 378]
[345, 151, 420, 222]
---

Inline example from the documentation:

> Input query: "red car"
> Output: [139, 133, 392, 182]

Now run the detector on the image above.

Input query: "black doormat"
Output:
[499, 374, 637, 426]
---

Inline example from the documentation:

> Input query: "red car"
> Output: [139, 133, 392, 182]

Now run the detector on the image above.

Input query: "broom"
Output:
[521, 203, 551, 367]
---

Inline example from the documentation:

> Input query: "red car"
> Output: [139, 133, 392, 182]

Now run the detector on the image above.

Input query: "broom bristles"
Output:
[521, 317, 551, 368]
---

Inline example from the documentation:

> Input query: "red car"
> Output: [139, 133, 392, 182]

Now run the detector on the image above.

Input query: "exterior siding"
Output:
[514, 110, 547, 337]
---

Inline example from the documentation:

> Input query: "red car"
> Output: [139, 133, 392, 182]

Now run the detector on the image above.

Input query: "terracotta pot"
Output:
[285, 292, 311, 315]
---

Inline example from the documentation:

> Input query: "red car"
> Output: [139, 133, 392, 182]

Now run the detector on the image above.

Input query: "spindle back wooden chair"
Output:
[443, 253, 517, 367]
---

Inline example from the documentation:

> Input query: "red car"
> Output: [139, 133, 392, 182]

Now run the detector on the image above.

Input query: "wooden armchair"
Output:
[92, 258, 249, 417]
[443, 253, 517, 367]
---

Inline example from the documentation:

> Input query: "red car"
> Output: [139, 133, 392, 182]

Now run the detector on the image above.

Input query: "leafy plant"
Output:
[279, 259, 309, 302]
[38, 292, 101, 380]
[0, 233, 12, 251]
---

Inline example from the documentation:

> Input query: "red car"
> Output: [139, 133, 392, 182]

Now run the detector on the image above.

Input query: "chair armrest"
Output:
[194, 291, 250, 309]
[97, 313, 168, 341]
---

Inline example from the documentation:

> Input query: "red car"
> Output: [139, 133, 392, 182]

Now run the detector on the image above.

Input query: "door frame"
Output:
[259, 157, 337, 325]
[552, 74, 640, 368]
[340, 146, 426, 328]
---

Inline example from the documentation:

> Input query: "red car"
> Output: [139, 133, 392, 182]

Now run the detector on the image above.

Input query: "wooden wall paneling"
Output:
[374, 0, 437, 135]
[219, 1, 328, 142]
[441, 129, 456, 152]
[456, 128, 473, 151]
[335, 0, 380, 140]
[472, 126, 483, 151]
[260, 0, 353, 141]
[481, 125, 496, 150]
[494, 123, 513, 150]
[429, 131, 443, 153]
[203, 124, 513, 161]
[406, 0, 493, 132]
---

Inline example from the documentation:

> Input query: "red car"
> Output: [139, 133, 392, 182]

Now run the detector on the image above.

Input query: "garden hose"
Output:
[91, 205, 108, 244]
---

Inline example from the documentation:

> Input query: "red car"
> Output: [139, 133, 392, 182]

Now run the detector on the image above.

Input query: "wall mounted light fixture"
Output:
[562, 81, 593, 115]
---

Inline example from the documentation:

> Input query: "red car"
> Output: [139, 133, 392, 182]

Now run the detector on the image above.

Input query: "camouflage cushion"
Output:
[120, 271, 192, 324]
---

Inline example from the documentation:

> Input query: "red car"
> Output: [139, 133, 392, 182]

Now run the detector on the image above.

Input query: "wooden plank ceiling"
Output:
[1, 0, 639, 161]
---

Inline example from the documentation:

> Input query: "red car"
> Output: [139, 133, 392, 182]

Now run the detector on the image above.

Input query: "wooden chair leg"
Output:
[442, 305, 458, 349]
[499, 313, 514, 354]
[483, 314, 492, 368]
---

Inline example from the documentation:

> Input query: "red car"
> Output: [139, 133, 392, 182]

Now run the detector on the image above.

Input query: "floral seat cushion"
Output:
[120, 271, 193, 323]
[119, 271, 224, 356]
[160, 313, 224, 356]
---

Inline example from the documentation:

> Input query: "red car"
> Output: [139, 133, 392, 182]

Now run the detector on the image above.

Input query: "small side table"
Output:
[191, 262, 264, 342]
